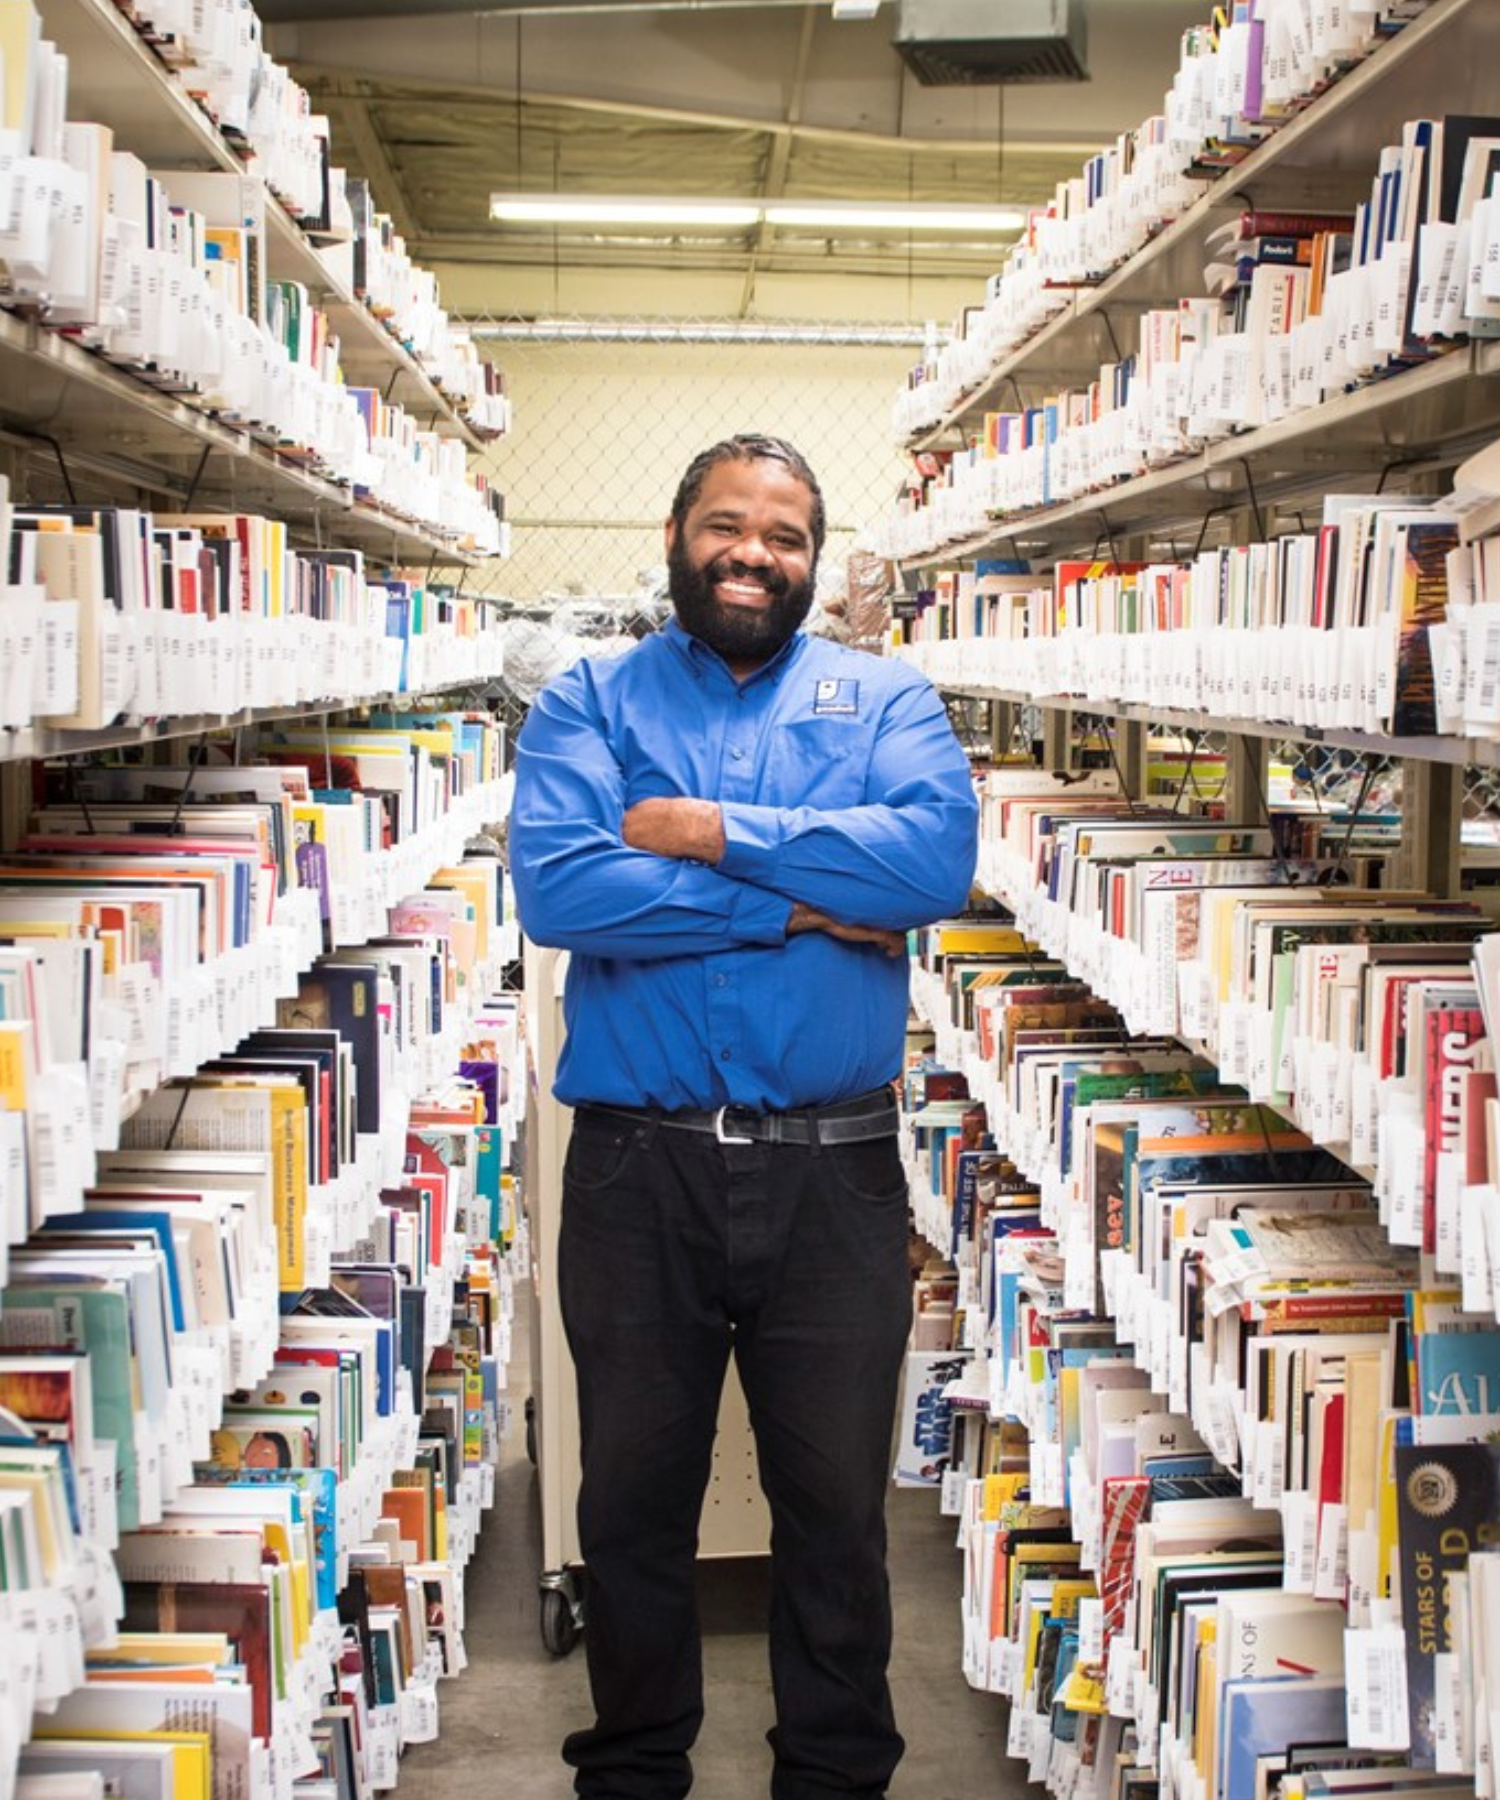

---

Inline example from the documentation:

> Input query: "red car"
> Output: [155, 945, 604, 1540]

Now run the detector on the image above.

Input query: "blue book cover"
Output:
[475, 1124, 505, 1241]
[40, 1209, 187, 1332]
[1416, 1329, 1500, 1417]
[193, 1465, 339, 1610]
[1220, 1674, 1347, 1800]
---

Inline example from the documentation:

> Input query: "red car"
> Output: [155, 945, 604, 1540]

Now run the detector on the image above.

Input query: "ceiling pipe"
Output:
[461, 317, 933, 346]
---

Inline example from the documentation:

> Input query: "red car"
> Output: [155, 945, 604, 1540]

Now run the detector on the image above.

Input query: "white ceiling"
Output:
[266, 0, 1208, 320]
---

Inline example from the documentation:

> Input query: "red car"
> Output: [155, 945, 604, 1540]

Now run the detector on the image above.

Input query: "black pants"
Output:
[557, 1106, 913, 1800]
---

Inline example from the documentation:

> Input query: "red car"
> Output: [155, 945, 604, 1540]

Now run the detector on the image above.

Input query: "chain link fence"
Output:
[469, 320, 913, 716]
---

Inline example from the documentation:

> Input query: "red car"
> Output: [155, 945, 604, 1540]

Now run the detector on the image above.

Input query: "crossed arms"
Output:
[509, 664, 978, 963]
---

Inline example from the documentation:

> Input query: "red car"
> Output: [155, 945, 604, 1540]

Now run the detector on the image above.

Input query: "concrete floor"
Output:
[404, 1347, 1023, 1799]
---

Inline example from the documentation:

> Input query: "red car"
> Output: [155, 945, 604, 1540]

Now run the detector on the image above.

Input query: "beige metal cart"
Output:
[523, 941, 770, 1655]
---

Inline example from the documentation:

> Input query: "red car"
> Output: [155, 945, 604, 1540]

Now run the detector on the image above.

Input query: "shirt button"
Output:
[730, 747, 745, 761]
[715, 975, 728, 988]
[720, 1048, 732, 1061]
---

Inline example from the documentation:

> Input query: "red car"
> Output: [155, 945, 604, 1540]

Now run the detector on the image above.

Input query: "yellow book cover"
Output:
[266, 521, 286, 617]
[32, 1730, 212, 1800]
[1061, 1663, 1107, 1714]
[95, 1631, 233, 1667]
[0, 1020, 32, 1110]
[190, 1079, 308, 1288]
[1021, 1601, 1048, 1694]
[933, 924, 1032, 956]
[432, 1482, 449, 1563]
[268, 1084, 309, 1291]
[260, 1520, 312, 1657]
[1192, 1618, 1219, 1784]
[0, 1, 38, 139]
[980, 1472, 1027, 1521]
[1374, 1407, 1407, 1599]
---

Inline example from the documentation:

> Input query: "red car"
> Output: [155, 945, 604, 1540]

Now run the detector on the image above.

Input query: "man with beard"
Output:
[510, 435, 978, 1800]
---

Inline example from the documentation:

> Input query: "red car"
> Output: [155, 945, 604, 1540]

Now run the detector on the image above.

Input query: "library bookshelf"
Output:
[883, 2, 1500, 1796]
[0, 1, 523, 1795]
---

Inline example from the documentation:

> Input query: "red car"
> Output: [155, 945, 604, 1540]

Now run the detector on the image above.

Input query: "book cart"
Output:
[521, 942, 770, 1657]
[880, 0, 1500, 1793]
[0, 1, 524, 1795]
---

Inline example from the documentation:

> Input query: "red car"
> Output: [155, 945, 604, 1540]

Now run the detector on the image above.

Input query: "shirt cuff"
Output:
[729, 878, 795, 944]
[718, 801, 786, 885]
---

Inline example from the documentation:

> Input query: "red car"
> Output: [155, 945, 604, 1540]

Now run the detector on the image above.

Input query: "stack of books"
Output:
[0, 719, 510, 1248]
[0, 487, 508, 738]
[884, 127, 1500, 562]
[893, 2, 1447, 441]
[0, 0, 509, 549]
[0, 736, 525, 1794]
[893, 483, 1486, 743]
[901, 832, 1500, 1793]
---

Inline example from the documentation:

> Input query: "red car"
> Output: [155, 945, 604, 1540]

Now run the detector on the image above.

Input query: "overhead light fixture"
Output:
[765, 201, 1025, 231]
[489, 195, 761, 228]
[831, 0, 880, 16]
[489, 194, 1024, 234]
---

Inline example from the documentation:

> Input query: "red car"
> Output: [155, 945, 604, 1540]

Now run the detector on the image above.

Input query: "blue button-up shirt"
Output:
[510, 620, 978, 1110]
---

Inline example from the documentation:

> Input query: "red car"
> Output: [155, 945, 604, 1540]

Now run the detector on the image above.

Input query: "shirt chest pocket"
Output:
[760, 717, 871, 809]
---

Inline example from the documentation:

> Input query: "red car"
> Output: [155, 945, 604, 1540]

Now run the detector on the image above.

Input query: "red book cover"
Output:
[1463, 1067, 1498, 1185]
[1312, 523, 1338, 629]
[1098, 1474, 1150, 1641]
[1422, 1001, 1488, 1251]
[1237, 210, 1356, 239]
[1052, 562, 1147, 632]
[120, 1580, 274, 1737]
[1316, 1392, 1345, 1513]
[1249, 1290, 1408, 1333]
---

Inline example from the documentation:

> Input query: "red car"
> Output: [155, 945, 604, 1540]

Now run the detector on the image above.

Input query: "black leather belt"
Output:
[577, 1085, 898, 1147]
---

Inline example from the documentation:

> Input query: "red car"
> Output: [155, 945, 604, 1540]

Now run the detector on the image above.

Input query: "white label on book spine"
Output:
[1313, 1500, 1349, 1602]
[1344, 1623, 1411, 1749]
[1434, 1649, 1473, 1774]
[1282, 1489, 1317, 1593]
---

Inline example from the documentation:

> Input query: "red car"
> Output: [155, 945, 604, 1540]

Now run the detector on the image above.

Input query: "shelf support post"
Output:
[1042, 703, 1072, 773]
[989, 699, 1016, 762]
[1399, 759, 1463, 898]
[1117, 719, 1148, 804]
[0, 762, 28, 854]
[1225, 732, 1268, 824]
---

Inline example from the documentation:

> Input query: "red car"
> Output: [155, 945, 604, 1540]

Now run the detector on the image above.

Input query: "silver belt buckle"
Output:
[714, 1105, 755, 1146]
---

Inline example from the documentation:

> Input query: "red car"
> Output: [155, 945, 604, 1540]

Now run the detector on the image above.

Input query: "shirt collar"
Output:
[662, 615, 809, 690]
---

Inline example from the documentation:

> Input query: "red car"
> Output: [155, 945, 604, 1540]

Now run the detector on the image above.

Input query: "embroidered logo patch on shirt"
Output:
[812, 677, 859, 716]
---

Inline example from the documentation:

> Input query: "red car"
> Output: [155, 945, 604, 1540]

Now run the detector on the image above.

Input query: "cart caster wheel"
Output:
[540, 1580, 582, 1657]
[525, 1395, 537, 1467]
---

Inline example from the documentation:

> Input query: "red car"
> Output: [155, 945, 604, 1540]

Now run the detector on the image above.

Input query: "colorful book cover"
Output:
[1219, 1673, 1348, 1800]
[1098, 1475, 1150, 1640]
[1421, 998, 1486, 1252]
[893, 1352, 970, 1487]
[1391, 517, 1460, 737]
[1394, 1441, 1500, 1766]
[1414, 1329, 1500, 1418]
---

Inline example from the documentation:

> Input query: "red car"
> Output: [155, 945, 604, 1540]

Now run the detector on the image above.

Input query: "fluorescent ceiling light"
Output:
[765, 202, 1025, 232]
[831, 0, 880, 16]
[489, 196, 760, 227]
[489, 194, 1024, 233]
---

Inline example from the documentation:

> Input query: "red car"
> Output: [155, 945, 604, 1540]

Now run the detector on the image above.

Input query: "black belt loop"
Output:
[637, 1106, 663, 1151]
[806, 1105, 823, 1157]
